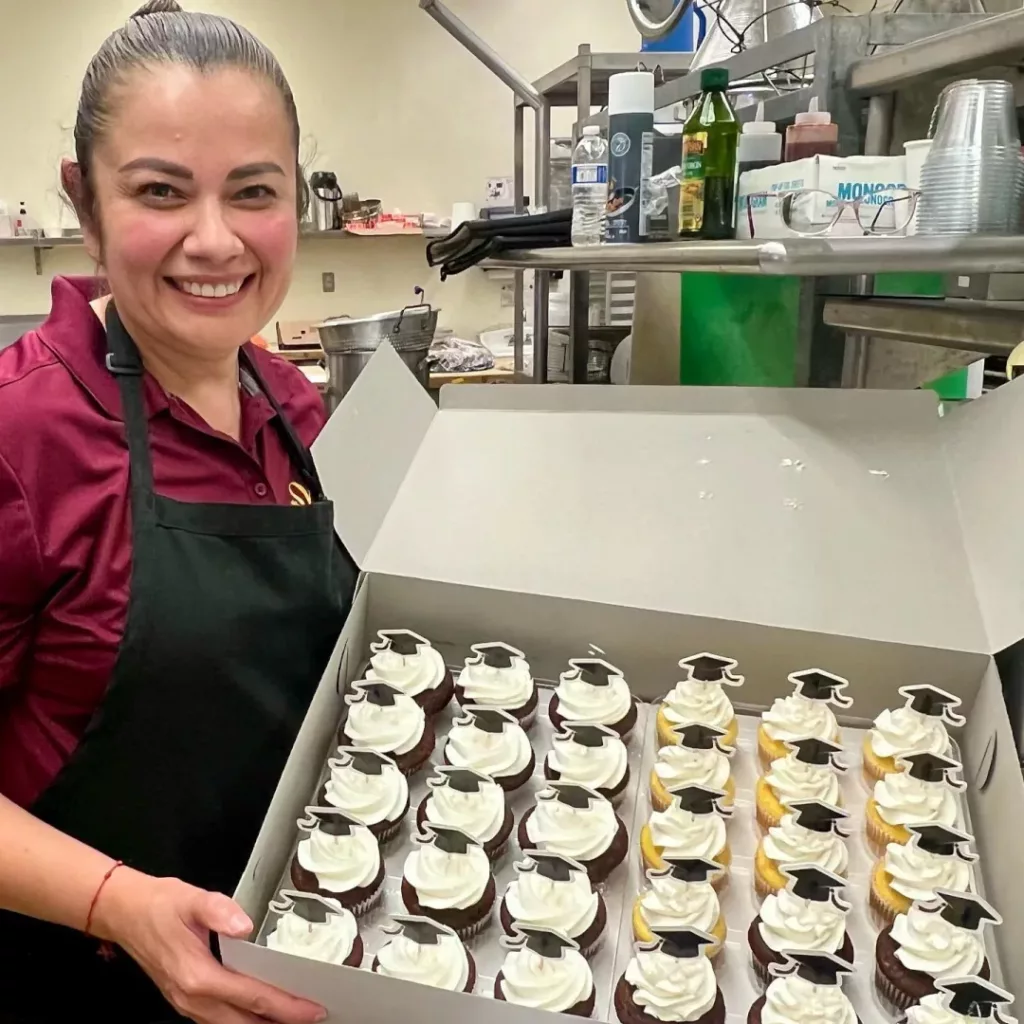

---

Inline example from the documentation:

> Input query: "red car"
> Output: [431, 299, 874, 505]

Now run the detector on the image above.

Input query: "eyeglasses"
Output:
[744, 188, 921, 239]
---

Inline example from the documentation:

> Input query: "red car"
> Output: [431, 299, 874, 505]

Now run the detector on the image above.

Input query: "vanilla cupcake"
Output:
[651, 724, 735, 813]
[656, 653, 744, 750]
[455, 641, 537, 727]
[545, 723, 630, 803]
[549, 657, 637, 738]
[758, 669, 850, 769]
[340, 680, 434, 775]
[755, 738, 845, 833]
[444, 707, 535, 792]
[264, 890, 362, 967]
[632, 857, 726, 959]
[365, 629, 453, 717]
[754, 801, 849, 901]
[417, 766, 513, 861]
[373, 916, 476, 993]
[639, 785, 732, 886]
[320, 748, 409, 843]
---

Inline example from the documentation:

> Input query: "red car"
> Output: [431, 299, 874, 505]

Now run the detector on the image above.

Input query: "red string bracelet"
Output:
[85, 859, 124, 940]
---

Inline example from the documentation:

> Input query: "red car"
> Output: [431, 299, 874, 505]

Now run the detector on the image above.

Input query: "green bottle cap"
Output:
[700, 67, 729, 91]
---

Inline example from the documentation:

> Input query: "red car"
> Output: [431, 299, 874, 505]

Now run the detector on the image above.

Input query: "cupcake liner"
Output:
[865, 803, 906, 858]
[875, 967, 915, 1013]
[518, 708, 538, 732]
[454, 905, 493, 941]
[869, 877, 899, 930]
[374, 817, 405, 847]
[753, 866, 777, 903]
[487, 839, 510, 864]
[754, 793, 784, 834]
[350, 883, 385, 920]
[751, 952, 771, 990]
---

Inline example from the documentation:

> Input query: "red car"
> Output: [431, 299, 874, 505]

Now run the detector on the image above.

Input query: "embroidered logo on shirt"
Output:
[289, 482, 313, 506]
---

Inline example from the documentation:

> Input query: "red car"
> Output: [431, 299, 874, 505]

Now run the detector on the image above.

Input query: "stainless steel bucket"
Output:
[318, 302, 439, 411]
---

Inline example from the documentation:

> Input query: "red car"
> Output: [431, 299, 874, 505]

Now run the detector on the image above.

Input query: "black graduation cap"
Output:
[671, 723, 732, 755]
[666, 784, 733, 818]
[567, 657, 623, 687]
[937, 978, 1015, 1020]
[907, 823, 977, 861]
[652, 857, 724, 885]
[932, 890, 1002, 932]
[427, 766, 493, 794]
[557, 722, 619, 748]
[384, 915, 457, 946]
[372, 629, 430, 658]
[788, 669, 853, 707]
[468, 641, 524, 670]
[769, 951, 854, 987]
[644, 927, 718, 959]
[458, 706, 517, 735]
[336, 746, 395, 777]
[679, 653, 743, 685]
[347, 680, 403, 708]
[299, 807, 363, 837]
[788, 800, 850, 836]
[781, 865, 850, 910]
[784, 737, 847, 772]
[502, 925, 579, 960]
[540, 782, 605, 811]
[515, 851, 587, 884]
[898, 684, 966, 727]
[416, 822, 480, 855]
[900, 751, 965, 787]
[270, 889, 342, 926]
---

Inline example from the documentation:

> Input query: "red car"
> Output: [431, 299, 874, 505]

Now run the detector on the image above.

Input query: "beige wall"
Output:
[0, 0, 636, 336]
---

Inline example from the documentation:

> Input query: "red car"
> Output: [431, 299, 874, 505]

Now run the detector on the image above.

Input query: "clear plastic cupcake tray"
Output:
[255, 683, 986, 1024]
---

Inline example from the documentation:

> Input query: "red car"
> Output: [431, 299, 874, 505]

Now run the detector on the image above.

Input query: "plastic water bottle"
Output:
[571, 126, 609, 246]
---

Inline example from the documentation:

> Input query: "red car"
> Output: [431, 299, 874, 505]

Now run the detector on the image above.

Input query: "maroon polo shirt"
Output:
[0, 276, 327, 808]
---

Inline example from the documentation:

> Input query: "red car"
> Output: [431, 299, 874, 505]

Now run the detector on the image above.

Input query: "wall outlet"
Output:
[322, 272, 335, 293]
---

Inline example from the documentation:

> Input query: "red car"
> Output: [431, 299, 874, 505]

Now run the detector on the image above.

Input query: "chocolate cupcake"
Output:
[544, 723, 630, 803]
[339, 680, 435, 776]
[455, 642, 538, 728]
[401, 823, 495, 939]
[875, 891, 998, 1013]
[747, 866, 853, 987]
[518, 783, 627, 884]
[444, 707, 535, 793]
[748, 952, 858, 1024]
[903, 979, 1015, 1024]
[264, 890, 363, 967]
[289, 808, 385, 917]
[417, 766, 513, 861]
[365, 629, 454, 717]
[496, 926, 596, 1017]
[319, 748, 410, 843]
[372, 916, 476, 993]
[615, 927, 725, 1024]
[549, 657, 637, 739]
[500, 852, 607, 958]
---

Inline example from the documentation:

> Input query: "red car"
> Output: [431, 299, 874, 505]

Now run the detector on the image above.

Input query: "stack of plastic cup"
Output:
[917, 79, 1023, 236]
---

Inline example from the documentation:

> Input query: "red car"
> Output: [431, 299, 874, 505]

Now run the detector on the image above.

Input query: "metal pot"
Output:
[318, 302, 439, 410]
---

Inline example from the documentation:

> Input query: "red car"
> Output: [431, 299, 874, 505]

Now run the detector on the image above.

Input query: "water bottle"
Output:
[571, 126, 609, 247]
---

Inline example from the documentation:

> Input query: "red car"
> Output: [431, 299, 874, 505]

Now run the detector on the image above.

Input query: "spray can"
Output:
[605, 71, 655, 244]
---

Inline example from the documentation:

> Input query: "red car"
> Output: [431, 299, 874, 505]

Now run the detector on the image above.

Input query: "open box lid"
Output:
[313, 344, 1023, 657]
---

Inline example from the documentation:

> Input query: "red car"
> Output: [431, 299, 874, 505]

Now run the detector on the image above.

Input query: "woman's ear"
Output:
[60, 158, 102, 263]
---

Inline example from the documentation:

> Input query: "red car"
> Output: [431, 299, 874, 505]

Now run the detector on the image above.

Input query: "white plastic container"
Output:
[737, 101, 783, 172]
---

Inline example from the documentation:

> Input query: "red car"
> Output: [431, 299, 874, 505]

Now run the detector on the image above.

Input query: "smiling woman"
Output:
[0, 3, 357, 1024]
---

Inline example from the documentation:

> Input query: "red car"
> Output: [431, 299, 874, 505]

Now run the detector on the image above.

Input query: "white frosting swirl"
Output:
[624, 948, 718, 1023]
[296, 825, 381, 894]
[661, 680, 734, 731]
[424, 778, 507, 844]
[648, 805, 727, 860]
[638, 876, 720, 933]
[265, 900, 358, 965]
[874, 773, 959, 827]
[758, 889, 847, 954]
[762, 975, 858, 1024]
[765, 753, 842, 808]
[555, 669, 632, 726]
[458, 654, 534, 711]
[762, 815, 849, 875]
[445, 718, 533, 779]
[884, 842, 972, 903]
[504, 867, 599, 939]
[654, 747, 731, 793]
[526, 791, 619, 862]
[344, 692, 425, 756]
[893, 904, 986, 979]
[375, 932, 469, 991]
[500, 948, 594, 1012]
[323, 759, 409, 826]
[907, 993, 1015, 1024]
[762, 693, 839, 743]
[403, 844, 491, 910]
[870, 707, 952, 761]
[366, 644, 446, 698]
[548, 733, 628, 792]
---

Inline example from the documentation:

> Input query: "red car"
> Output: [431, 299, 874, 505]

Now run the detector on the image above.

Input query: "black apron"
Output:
[0, 305, 357, 1022]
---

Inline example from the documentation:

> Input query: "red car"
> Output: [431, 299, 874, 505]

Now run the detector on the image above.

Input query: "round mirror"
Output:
[626, 0, 694, 39]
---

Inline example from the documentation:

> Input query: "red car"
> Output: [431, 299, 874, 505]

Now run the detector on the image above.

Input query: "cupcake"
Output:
[401, 823, 495, 938]
[639, 785, 732, 885]
[319, 747, 410, 843]
[905, 979, 1015, 1024]
[444, 706, 535, 792]
[650, 724, 735, 813]
[455, 641, 537, 728]
[289, 809, 385, 917]
[339, 680, 435, 776]
[870, 823, 976, 926]
[264, 890, 363, 967]
[758, 669, 850, 769]
[518, 783, 628, 884]
[754, 800, 849, 901]
[365, 629, 454, 717]
[372, 915, 476, 993]
[863, 685, 964, 785]
[496, 926, 596, 1016]
[500, 851, 607, 958]
[549, 657, 637, 738]
[417, 766, 513, 861]
[545, 723, 630, 803]
[875, 891, 999, 1013]
[747, 953, 857, 1024]
[865, 752, 964, 857]
[615, 927, 726, 1024]
[632, 857, 727, 960]
[747, 865, 853, 987]
[656, 654, 743, 750]
[755, 737, 845, 833]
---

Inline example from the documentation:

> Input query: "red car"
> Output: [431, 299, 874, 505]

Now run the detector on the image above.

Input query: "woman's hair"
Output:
[64, 0, 308, 224]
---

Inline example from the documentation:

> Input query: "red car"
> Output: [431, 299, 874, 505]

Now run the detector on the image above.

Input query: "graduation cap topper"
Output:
[679, 653, 744, 686]
[426, 765, 493, 795]
[930, 890, 1002, 933]
[456, 706, 518, 735]
[641, 926, 718, 960]
[784, 737, 847, 772]
[781, 864, 850, 911]
[467, 641, 525, 670]
[297, 806, 365, 838]
[415, 822, 481, 855]
[384, 915, 458, 946]
[515, 851, 588, 883]
[787, 668, 853, 708]
[898, 684, 966, 727]
[907, 823, 977, 861]
[788, 799, 850, 836]
[565, 657, 624, 687]
[269, 889, 345, 927]
[769, 951, 855, 987]
[538, 782, 607, 811]
[649, 857, 724, 886]
[346, 679, 404, 708]
[937, 977, 1015, 1020]
[371, 629, 430, 658]
[670, 722, 734, 757]
[501, 925, 580, 960]
[556, 722, 620, 748]
[899, 751, 966, 789]
[666, 783, 734, 818]
[332, 746, 397, 777]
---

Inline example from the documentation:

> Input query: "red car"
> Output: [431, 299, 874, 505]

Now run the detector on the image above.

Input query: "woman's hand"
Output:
[94, 867, 328, 1024]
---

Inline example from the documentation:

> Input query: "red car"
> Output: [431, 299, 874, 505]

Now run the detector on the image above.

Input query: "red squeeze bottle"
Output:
[784, 97, 839, 161]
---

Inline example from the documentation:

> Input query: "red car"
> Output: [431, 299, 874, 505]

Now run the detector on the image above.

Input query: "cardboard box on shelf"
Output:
[222, 347, 1024, 1020]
